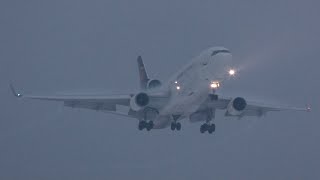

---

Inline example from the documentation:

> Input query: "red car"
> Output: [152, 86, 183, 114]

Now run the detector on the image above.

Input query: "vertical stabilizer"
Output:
[137, 56, 149, 89]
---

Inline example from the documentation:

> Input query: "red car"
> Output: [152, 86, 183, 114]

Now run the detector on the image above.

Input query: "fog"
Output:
[1, 0, 319, 179]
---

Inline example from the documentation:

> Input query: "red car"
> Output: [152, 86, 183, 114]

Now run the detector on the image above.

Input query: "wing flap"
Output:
[245, 103, 309, 112]
[64, 101, 117, 111]
[24, 94, 130, 101]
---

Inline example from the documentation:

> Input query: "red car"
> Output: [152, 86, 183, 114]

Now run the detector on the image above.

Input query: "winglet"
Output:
[9, 84, 23, 97]
[306, 104, 312, 112]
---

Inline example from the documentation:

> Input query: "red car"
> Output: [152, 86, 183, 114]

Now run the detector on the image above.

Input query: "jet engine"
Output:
[130, 92, 150, 111]
[147, 79, 162, 89]
[226, 97, 247, 116]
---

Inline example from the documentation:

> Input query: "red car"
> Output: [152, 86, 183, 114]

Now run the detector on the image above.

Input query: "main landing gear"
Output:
[200, 123, 215, 134]
[138, 108, 157, 131]
[200, 108, 216, 134]
[138, 121, 154, 131]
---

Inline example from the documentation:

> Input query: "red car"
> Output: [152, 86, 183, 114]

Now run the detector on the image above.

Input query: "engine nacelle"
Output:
[130, 92, 150, 111]
[147, 79, 162, 89]
[227, 97, 247, 116]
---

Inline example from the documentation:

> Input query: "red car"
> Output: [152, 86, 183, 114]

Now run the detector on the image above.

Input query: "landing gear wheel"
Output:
[208, 124, 215, 134]
[138, 124, 144, 131]
[211, 124, 216, 132]
[200, 123, 215, 134]
[146, 121, 154, 131]
[176, 123, 181, 131]
[149, 121, 154, 129]
[138, 121, 145, 131]
[138, 121, 154, 131]
[171, 122, 182, 131]
[208, 128, 213, 134]
[200, 124, 206, 133]
[171, 122, 176, 131]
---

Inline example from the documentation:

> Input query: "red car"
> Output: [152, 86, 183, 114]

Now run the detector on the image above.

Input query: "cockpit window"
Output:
[211, 49, 230, 56]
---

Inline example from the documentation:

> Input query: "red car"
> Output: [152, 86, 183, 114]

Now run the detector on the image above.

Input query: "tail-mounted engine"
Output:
[137, 56, 162, 90]
[130, 92, 150, 111]
[147, 79, 162, 89]
[226, 97, 247, 116]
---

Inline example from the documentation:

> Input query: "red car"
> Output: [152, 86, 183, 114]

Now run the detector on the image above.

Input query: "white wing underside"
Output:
[11, 84, 308, 120]
[197, 96, 309, 117]
[24, 94, 134, 115]
[10, 83, 173, 119]
[10, 82, 138, 118]
[21, 94, 308, 118]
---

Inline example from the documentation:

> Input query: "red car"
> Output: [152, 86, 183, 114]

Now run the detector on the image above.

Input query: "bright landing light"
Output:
[176, 86, 181, 90]
[228, 69, 236, 76]
[210, 82, 220, 89]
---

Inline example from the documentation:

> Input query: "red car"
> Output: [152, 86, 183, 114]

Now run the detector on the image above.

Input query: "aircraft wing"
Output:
[239, 101, 310, 117]
[200, 96, 310, 117]
[10, 84, 137, 118]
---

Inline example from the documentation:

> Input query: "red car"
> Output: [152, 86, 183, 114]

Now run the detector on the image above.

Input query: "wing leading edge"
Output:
[10, 84, 133, 115]
[9, 84, 170, 119]
[200, 96, 310, 117]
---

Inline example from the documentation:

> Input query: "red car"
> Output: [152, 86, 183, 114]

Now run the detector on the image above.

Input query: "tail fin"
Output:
[137, 56, 149, 89]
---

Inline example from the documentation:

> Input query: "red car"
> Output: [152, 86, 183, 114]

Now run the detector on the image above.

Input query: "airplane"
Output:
[10, 47, 311, 134]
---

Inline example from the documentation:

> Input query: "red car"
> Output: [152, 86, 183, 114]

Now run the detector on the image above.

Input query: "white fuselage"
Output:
[153, 47, 233, 128]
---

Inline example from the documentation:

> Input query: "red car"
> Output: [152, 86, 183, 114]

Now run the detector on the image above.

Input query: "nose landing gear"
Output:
[171, 122, 181, 131]
[171, 115, 182, 131]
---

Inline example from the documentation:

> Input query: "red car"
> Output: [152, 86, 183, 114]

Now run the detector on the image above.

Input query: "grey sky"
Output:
[0, 0, 319, 179]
